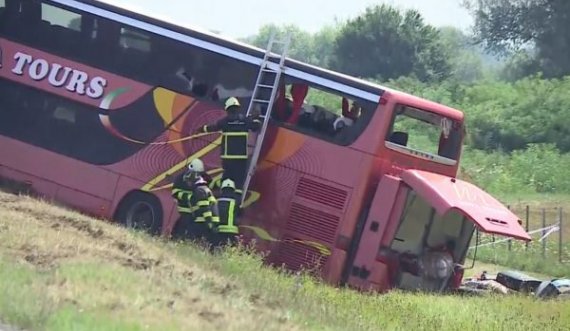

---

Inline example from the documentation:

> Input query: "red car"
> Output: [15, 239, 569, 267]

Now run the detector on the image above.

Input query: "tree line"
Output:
[240, 1, 570, 195]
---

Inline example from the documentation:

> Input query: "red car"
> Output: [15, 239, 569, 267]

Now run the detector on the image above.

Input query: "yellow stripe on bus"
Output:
[239, 225, 331, 256]
[141, 136, 222, 191]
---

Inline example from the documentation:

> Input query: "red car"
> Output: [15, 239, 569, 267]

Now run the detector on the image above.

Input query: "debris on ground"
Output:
[460, 269, 570, 300]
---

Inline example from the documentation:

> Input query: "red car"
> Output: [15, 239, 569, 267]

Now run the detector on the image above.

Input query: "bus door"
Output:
[345, 174, 407, 292]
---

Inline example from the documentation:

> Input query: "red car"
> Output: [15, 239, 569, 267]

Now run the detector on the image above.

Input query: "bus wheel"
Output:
[115, 191, 163, 236]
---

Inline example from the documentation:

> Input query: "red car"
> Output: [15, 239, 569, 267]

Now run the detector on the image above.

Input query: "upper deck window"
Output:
[41, 3, 81, 31]
[267, 76, 378, 146]
[120, 27, 151, 53]
[385, 104, 463, 163]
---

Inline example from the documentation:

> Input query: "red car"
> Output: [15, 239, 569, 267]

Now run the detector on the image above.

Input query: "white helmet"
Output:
[187, 158, 204, 173]
[221, 178, 236, 190]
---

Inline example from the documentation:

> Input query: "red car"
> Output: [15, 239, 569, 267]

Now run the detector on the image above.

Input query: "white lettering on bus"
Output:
[29, 59, 49, 80]
[87, 76, 108, 98]
[10, 51, 108, 99]
[11, 52, 32, 75]
[48, 64, 72, 87]
[66, 70, 88, 95]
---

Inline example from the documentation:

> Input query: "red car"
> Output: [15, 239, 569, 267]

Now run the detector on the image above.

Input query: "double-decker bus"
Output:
[0, 0, 531, 292]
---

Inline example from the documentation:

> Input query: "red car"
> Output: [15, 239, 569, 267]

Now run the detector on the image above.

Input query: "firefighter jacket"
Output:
[190, 181, 219, 227]
[200, 112, 261, 160]
[171, 173, 196, 215]
[216, 188, 242, 234]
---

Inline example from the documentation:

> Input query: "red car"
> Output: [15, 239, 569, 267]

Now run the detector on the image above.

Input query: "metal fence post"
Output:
[525, 205, 530, 250]
[558, 207, 564, 263]
[505, 204, 511, 251]
[542, 208, 546, 257]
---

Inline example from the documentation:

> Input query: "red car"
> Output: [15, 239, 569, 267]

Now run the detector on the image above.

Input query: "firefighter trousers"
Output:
[171, 213, 193, 240]
[221, 158, 248, 193]
[212, 233, 239, 248]
[171, 214, 211, 242]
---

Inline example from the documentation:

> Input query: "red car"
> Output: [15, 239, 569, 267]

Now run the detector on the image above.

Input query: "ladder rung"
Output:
[252, 99, 270, 104]
[261, 68, 276, 73]
[257, 84, 274, 89]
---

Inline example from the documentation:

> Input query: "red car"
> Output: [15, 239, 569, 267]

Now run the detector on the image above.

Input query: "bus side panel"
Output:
[0, 164, 58, 200]
[55, 186, 112, 219]
[0, 161, 112, 220]
[272, 172, 350, 274]
[260, 126, 363, 188]
[241, 163, 300, 255]
[0, 138, 120, 200]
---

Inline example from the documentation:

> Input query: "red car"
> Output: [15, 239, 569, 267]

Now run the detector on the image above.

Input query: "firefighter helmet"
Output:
[187, 158, 204, 173]
[224, 97, 240, 111]
[221, 178, 236, 190]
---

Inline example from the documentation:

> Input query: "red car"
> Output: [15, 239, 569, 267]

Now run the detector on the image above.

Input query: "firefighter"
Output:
[212, 178, 242, 247]
[190, 176, 219, 243]
[171, 160, 217, 241]
[170, 164, 199, 240]
[196, 97, 261, 196]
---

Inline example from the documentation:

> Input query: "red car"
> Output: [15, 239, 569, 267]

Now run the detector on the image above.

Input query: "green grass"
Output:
[468, 239, 570, 278]
[1, 190, 569, 331]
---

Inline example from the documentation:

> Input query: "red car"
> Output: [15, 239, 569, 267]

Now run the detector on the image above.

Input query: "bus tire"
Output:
[114, 191, 163, 236]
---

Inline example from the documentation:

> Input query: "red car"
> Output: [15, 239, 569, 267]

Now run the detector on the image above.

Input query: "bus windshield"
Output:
[385, 104, 463, 162]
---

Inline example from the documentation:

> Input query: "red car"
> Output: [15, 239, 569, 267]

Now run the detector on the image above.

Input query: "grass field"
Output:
[0, 190, 569, 331]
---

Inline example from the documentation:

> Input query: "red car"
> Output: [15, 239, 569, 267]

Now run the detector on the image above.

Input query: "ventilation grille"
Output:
[295, 177, 348, 210]
[286, 203, 339, 245]
[272, 236, 328, 272]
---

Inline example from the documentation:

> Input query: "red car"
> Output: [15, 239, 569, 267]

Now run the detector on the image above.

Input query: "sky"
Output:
[102, 0, 474, 39]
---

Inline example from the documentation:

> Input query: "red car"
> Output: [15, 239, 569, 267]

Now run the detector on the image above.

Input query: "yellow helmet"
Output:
[221, 178, 236, 190]
[224, 97, 240, 111]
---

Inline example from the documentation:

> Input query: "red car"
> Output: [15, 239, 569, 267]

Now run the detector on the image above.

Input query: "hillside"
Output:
[0, 190, 568, 331]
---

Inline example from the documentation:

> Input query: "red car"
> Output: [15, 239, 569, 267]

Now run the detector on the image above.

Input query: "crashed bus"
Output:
[0, 0, 531, 293]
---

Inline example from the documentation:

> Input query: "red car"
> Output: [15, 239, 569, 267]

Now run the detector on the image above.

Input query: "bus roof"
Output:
[51, 0, 464, 118]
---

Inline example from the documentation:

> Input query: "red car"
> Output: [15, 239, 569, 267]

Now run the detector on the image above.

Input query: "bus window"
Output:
[39, 2, 83, 56]
[41, 3, 82, 31]
[0, 79, 148, 165]
[0, 0, 5, 31]
[385, 105, 462, 161]
[269, 78, 377, 146]
[116, 27, 152, 81]
[119, 27, 151, 53]
[145, 35, 258, 102]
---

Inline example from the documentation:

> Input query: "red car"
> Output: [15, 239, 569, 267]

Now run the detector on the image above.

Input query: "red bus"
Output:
[0, 0, 530, 292]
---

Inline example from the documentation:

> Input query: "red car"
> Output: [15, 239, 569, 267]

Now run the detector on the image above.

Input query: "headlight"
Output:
[418, 252, 454, 280]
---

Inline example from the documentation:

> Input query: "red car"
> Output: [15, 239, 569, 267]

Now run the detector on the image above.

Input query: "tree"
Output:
[463, 0, 570, 78]
[438, 26, 485, 83]
[241, 24, 336, 67]
[311, 25, 339, 68]
[331, 4, 451, 82]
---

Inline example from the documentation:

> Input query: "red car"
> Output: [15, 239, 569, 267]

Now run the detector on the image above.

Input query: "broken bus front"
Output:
[346, 169, 531, 293]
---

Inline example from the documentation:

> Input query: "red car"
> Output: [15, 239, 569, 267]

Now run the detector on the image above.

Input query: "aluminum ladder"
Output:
[240, 32, 291, 206]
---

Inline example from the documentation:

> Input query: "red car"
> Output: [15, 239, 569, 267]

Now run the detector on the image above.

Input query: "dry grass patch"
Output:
[0, 192, 297, 331]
